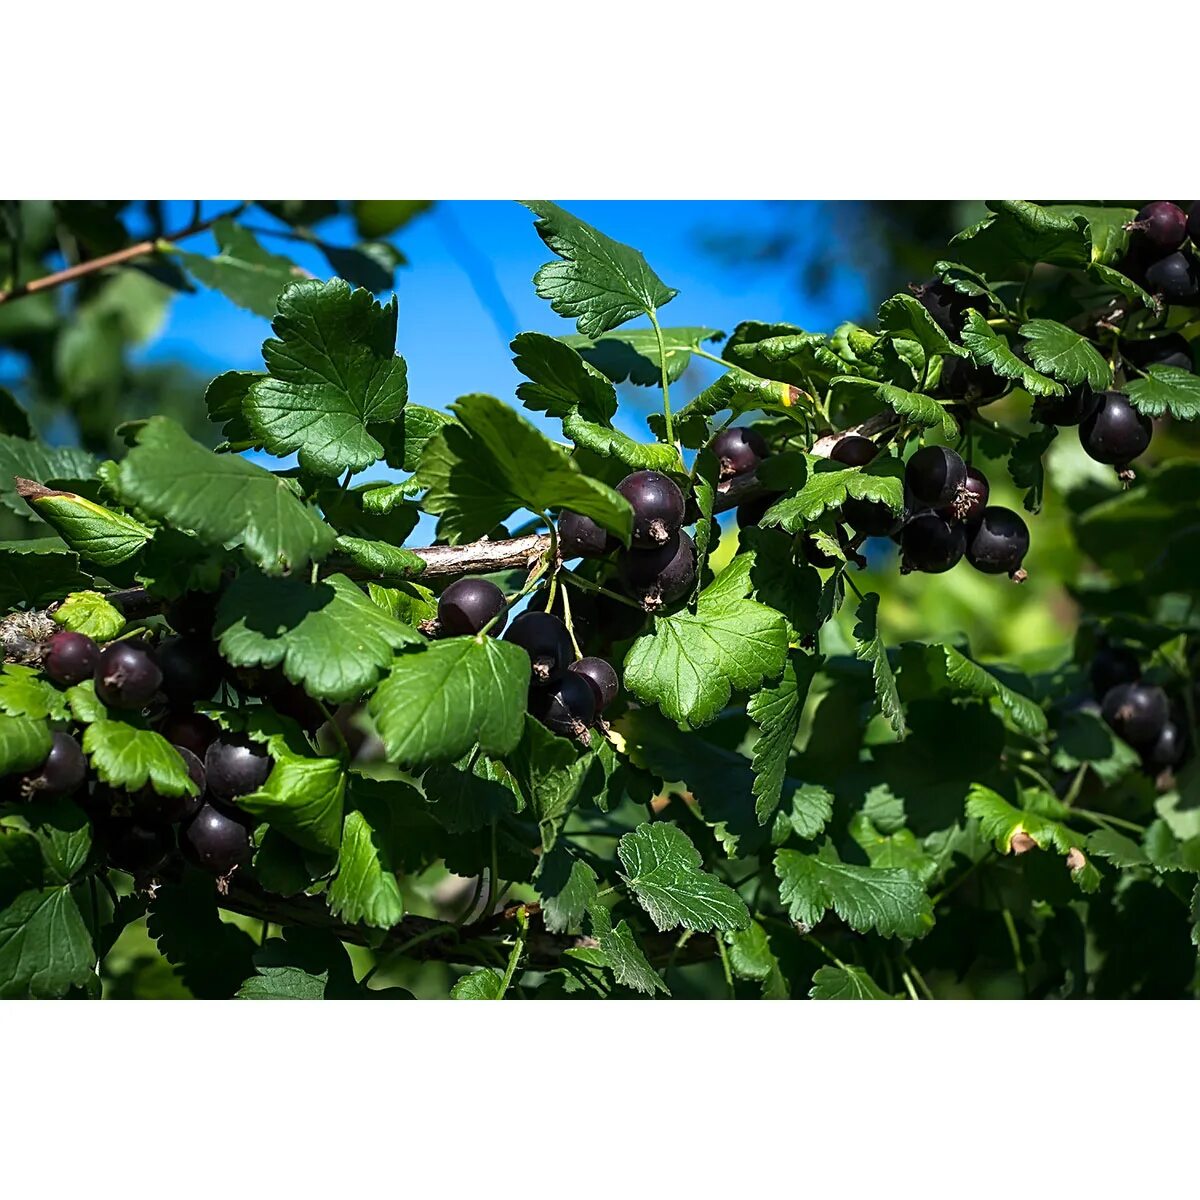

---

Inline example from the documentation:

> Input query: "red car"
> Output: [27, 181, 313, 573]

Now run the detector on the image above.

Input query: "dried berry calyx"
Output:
[503, 611, 574, 685]
[948, 467, 989, 525]
[712, 426, 768, 479]
[435, 577, 507, 637]
[616, 470, 685, 548]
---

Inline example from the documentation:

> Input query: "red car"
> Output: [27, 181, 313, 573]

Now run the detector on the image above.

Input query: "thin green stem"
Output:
[802, 932, 845, 969]
[561, 570, 645, 611]
[902, 954, 935, 1000]
[452, 873, 486, 926]
[716, 933, 735, 998]
[317, 701, 350, 756]
[1075, 809, 1146, 834]
[930, 851, 993, 906]
[901, 970, 920, 1001]
[558, 582, 583, 658]
[1001, 907, 1027, 992]
[496, 908, 529, 1000]
[648, 311, 676, 451]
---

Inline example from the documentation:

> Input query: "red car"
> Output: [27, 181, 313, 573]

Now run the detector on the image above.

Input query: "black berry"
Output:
[830, 435, 878, 468]
[95, 640, 162, 710]
[900, 512, 967, 574]
[1121, 334, 1194, 373]
[528, 671, 596, 743]
[618, 530, 697, 610]
[166, 590, 220, 638]
[1129, 202, 1188, 252]
[204, 735, 272, 801]
[42, 630, 99, 687]
[104, 818, 174, 874]
[1101, 681, 1169, 748]
[1090, 644, 1141, 698]
[905, 445, 967, 508]
[913, 280, 979, 335]
[158, 636, 223, 707]
[1078, 391, 1152, 467]
[262, 675, 327, 732]
[567, 656, 619, 713]
[1144, 251, 1200, 302]
[1034, 384, 1098, 427]
[736, 492, 781, 530]
[437, 577, 507, 637]
[616, 470, 685, 548]
[938, 357, 1008, 403]
[181, 803, 252, 876]
[1144, 721, 1184, 770]
[841, 497, 901, 538]
[504, 611, 574, 686]
[712, 427, 768, 478]
[133, 745, 205, 825]
[965, 506, 1030, 581]
[948, 467, 989, 525]
[21, 732, 87, 798]
[558, 510, 617, 560]
[158, 710, 220, 758]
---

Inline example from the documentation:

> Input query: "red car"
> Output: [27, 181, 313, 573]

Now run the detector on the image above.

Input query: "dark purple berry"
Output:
[437, 577, 507, 637]
[830, 435, 878, 468]
[559, 510, 617, 560]
[21, 732, 87, 798]
[1102, 681, 1169, 749]
[158, 711, 220, 758]
[1121, 334, 1194, 373]
[42, 630, 99, 687]
[104, 818, 174, 874]
[905, 445, 967, 509]
[618, 530, 697, 611]
[947, 467, 989, 525]
[181, 803, 252, 876]
[913, 280, 979, 335]
[166, 590, 219, 638]
[938, 356, 1008, 402]
[900, 512, 967, 574]
[504, 611, 574, 686]
[841, 497, 901, 538]
[262, 676, 327, 732]
[1034, 384, 1099, 427]
[1129, 202, 1188, 252]
[965, 506, 1030, 581]
[204, 735, 272, 802]
[567, 657, 619, 713]
[616, 470, 686, 548]
[528, 671, 596, 743]
[95, 640, 162, 710]
[1090, 645, 1141, 698]
[1144, 721, 1184, 770]
[158, 636, 223, 707]
[736, 492, 781, 530]
[712, 427, 768, 478]
[1144, 251, 1200, 302]
[1079, 391, 1152, 467]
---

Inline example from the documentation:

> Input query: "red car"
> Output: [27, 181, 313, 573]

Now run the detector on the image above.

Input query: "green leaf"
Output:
[775, 849, 934, 938]
[176, 218, 303, 318]
[353, 200, 431, 239]
[538, 849, 599, 934]
[53, 590, 126, 641]
[0, 886, 95, 999]
[761, 453, 904, 531]
[245, 279, 409, 476]
[0, 665, 68, 721]
[829, 376, 959, 439]
[327, 807, 405, 929]
[878, 292, 968, 360]
[1018, 320, 1112, 390]
[0, 433, 97, 518]
[451, 968, 504, 999]
[414, 393, 633, 544]
[1086, 827, 1148, 869]
[523, 200, 676, 336]
[624, 560, 789, 729]
[237, 743, 346, 854]
[853, 593, 906, 738]
[379, 405, 455, 473]
[937, 645, 1047, 736]
[587, 899, 668, 996]
[509, 716, 593, 852]
[560, 409, 681, 473]
[1008, 424, 1057, 513]
[83, 720, 198, 797]
[369, 636, 529, 768]
[1125, 365, 1200, 420]
[0, 387, 31, 438]
[747, 651, 820, 824]
[205, 370, 259, 444]
[330, 535, 425, 580]
[15, 482, 152, 566]
[115, 417, 335, 575]
[960, 311, 1065, 397]
[563, 326, 723, 388]
[809, 964, 891, 1000]
[511, 331, 616, 421]
[950, 201, 1090, 274]
[648, 368, 802, 446]
[726, 921, 789, 999]
[617, 822, 750, 933]
[215, 571, 419, 705]
[0, 539, 93, 610]
[0, 714, 53, 775]
[848, 814, 937, 885]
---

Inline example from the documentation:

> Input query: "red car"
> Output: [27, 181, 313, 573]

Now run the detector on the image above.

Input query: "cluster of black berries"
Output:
[1035, 386, 1154, 484]
[5, 611, 275, 885]
[428, 577, 619, 746]
[1119, 202, 1200, 305]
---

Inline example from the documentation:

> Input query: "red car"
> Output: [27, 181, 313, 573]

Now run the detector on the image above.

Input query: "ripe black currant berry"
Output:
[262, 676, 327, 732]
[133, 745, 206, 825]
[1090, 644, 1141, 698]
[504, 611, 574, 686]
[830, 435, 878, 468]
[712, 427, 768, 478]
[913, 280, 978, 335]
[1144, 251, 1200, 302]
[736, 492, 781, 530]
[616, 470, 685, 548]
[947, 467, 989, 525]
[1102, 681, 1169, 748]
[900, 512, 967, 574]
[181, 803, 251, 876]
[1128, 201, 1188, 252]
[591, 591, 650, 645]
[95, 640, 162, 710]
[528, 670, 596, 744]
[905, 445, 967, 508]
[158, 710, 220, 758]
[567, 656, 619, 713]
[1144, 721, 1184, 770]
[158, 636, 223, 707]
[841, 497, 901, 538]
[166, 590, 220, 638]
[204, 735, 272, 801]
[1078, 391, 1152, 469]
[104, 817, 174, 874]
[618, 529, 697, 610]
[437, 577, 507, 637]
[21, 732, 87, 798]
[938, 357, 1008, 403]
[1034, 384, 1098, 427]
[965, 506, 1030, 582]
[1121, 333, 1194, 373]
[42, 630, 99, 687]
[558, 510, 617, 560]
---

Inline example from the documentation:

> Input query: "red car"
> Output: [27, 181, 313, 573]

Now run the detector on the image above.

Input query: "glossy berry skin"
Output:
[181, 803, 252, 875]
[948, 467, 989, 525]
[1121, 334, 1194, 373]
[158, 636, 223, 707]
[1079, 392, 1152, 466]
[1090, 645, 1140, 698]
[1034, 384, 1098, 427]
[1130, 202, 1188, 251]
[914, 280, 978, 335]
[830, 435, 878, 468]
[616, 470, 685, 548]
[1102, 681, 1169, 749]
[159, 710, 220, 758]
[1145, 721, 1184, 770]
[900, 512, 967, 574]
[437, 577, 507, 637]
[712, 427, 768, 477]
[22, 732, 87, 798]
[528, 671, 596, 741]
[104, 818, 174, 874]
[95, 640, 162, 710]
[905, 445, 966, 508]
[618, 530, 697, 610]
[568, 656, 619, 713]
[204, 735, 272, 802]
[841, 497, 900, 538]
[1144, 251, 1200, 302]
[558, 510, 616, 560]
[133, 745, 205, 825]
[504, 611, 574, 686]
[42, 630, 99, 687]
[965, 507, 1030, 580]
